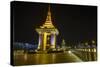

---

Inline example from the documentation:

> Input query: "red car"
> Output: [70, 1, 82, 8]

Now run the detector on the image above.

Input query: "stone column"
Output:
[43, 32, 47, 51]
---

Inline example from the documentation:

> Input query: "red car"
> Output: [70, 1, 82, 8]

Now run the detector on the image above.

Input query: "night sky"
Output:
[11, 1, 97, 45]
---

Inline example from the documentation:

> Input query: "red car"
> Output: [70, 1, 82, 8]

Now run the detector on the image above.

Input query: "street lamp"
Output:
[91, 40, 96, 52]
[92, 40, 95, 44]
[84, 42, 89, 61]
[91, 40, 96, 61]
[85, 42, 88, 46]
[85, 42, 88, 52]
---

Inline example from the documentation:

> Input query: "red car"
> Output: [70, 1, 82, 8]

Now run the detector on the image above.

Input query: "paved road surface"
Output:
[14, 51, 82, 66]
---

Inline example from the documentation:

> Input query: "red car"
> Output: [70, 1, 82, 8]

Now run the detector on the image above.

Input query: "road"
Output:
[71, 49, 97, 61]
[13, 50, 82, 66]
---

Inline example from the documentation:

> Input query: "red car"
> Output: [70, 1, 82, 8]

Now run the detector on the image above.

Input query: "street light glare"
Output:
[92, 40, 95, 44]
[85, 42, 88, 45]
[68, 50, 71, 53]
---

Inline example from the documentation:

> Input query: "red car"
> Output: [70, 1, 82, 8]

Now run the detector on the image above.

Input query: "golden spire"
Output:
[41, 4, 54, 28]
[46, 4, 52, 22]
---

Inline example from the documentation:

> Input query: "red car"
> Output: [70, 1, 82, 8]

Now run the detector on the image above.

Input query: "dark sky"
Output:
[11, 1, 97, 45]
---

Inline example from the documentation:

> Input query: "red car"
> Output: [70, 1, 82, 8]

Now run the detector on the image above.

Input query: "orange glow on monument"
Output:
[36, 5, 59, 51]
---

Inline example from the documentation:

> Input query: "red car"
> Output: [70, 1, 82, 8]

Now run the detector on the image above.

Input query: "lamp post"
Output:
[84, 42, 89, 61]
[92, 40, 96, 51]
[91, 40, 96, 61]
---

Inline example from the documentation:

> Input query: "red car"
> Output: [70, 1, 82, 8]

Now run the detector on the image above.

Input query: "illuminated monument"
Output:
[36, 5, 59, 51]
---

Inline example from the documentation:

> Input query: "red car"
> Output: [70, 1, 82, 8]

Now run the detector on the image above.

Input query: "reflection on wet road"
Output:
[14, 51, 82, 66]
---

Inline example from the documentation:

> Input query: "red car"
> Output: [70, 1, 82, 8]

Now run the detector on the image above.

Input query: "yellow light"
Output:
[68, 51, 71, 53]
[43, 32, 47, 51]
[94, 48, 96, 52]
[85, 42, 88, 45]
[92, 40, 95, 44]
[88, 49, 90, 52]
